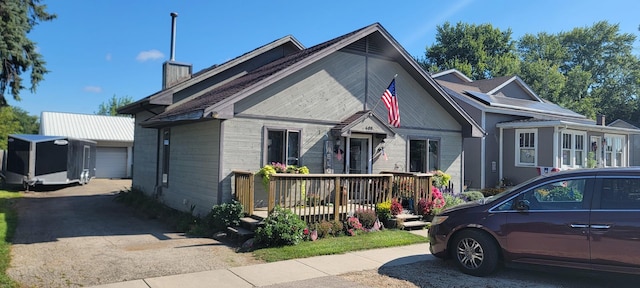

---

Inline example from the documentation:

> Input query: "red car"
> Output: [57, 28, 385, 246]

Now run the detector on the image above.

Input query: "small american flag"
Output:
[381, 79, 400, 127]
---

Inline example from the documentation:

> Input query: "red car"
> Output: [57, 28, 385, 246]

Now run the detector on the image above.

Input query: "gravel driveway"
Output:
[7, 179, 263, 288]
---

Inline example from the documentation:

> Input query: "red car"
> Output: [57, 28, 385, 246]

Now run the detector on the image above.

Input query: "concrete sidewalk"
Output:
[89, 231, 433, 288]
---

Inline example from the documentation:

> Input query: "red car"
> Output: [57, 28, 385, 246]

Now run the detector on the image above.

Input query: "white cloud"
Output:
[136, 49, 164, 62]
[105, 53, 112, 61]
[84, 86, 103, 93]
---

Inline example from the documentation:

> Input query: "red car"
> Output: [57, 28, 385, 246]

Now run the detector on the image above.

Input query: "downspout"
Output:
[480, 111, 486, 189]
[553, 126, 559, 168]
[498, 127, 503, 185]
[217, 120, 225, 204]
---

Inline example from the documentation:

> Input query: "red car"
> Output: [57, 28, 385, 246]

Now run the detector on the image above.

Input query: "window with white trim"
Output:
[604, 135, 625, 167]
[516, 129, 537, 166]
[266, 129, 301, 166]
[561, 131, 586, 168]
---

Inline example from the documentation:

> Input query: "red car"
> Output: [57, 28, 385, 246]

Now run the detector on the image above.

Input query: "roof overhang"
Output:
[496, 120, 640, 134]
[332, 111, 396, 139]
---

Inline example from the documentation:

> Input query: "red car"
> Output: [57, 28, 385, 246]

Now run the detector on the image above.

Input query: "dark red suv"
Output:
[428, 167, 640, 276]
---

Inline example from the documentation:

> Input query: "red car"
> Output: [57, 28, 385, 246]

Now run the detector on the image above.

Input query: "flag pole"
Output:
[371, 74, 398, 113]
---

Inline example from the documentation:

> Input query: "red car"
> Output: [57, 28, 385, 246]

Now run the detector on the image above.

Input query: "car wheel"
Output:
[451, 229, 499, 276]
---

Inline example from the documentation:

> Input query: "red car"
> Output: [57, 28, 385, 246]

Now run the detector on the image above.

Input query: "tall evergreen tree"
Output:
[0, 0, 56, 106]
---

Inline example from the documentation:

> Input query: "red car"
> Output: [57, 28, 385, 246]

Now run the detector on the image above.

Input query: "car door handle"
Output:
[570, 224, 589, 228]
[590, 224, 611, 229]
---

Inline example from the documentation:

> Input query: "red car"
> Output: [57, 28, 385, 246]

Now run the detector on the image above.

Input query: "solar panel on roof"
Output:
[464, 90, 585, 118]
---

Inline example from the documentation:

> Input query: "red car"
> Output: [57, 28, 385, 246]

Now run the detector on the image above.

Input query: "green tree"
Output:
[421, 22, 519, 80]
[0, 0, 56, 106]
[519, 21, 640, 122]
[0, 106, 21, 150]
[11, 107, 39, 134]
[424, 21, 640, 124]
[96, 95, 133, 116]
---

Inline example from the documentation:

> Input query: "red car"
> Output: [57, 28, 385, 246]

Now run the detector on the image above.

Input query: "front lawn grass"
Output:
[253, 229, 428, 262]
[0, 190, 22, 288]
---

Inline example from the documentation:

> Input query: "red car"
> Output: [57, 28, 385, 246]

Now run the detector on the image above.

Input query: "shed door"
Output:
[96, 147, 127, 178]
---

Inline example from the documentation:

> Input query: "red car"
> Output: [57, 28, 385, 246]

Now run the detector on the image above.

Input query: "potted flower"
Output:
[256, 162, 309, 207]
[431, 170, 451, 189]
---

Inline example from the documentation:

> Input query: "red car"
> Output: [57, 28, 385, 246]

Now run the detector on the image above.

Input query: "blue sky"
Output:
[7, 0, 640, 117]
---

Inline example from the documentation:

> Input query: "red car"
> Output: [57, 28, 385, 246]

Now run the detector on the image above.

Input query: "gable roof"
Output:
[430, 69, 473, 83]
[332, 110, 396, 138]
[435, 69, 586, 120]
[138, 23, 484, 138]
[40, 112, 134, 142]
[118, 35, 305, 114]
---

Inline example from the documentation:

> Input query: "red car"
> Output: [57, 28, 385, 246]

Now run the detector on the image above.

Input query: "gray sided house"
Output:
[434, 69, 640, 188]
[40, 112, 134, 179]
[119, 23, 484, 216]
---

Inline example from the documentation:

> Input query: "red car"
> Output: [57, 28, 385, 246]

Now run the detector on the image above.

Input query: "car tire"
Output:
[451, 229, 499, 276]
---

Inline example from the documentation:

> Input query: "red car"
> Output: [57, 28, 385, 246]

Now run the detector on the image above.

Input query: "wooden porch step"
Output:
[395, 214, 422, 221]
[401, 220, 429, 230]
[240, 216, 263, 230]
[227, 226, 255, 242]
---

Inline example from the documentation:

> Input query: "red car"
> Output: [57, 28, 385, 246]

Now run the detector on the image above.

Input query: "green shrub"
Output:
[255, 206, 306, 246]
[203, 200, 244, 232]
[354, 208, 377, 229]
[461, 191, 485, 202]
[431, 193, 467, 215]
[331, 219, 344, 236]
[313, 220, 333, 238]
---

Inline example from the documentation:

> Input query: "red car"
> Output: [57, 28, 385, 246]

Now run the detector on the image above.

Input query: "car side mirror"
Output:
[515, 200, 530, 211]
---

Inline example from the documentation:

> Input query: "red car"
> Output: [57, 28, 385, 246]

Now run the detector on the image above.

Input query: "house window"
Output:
[516, 129, 537, 166]
[604, 135, 625, 167]
[161, 128, 170, 186]
[267, 129, 300, 166]
[561, 131, 586, 168]
[409, 139, 439, 172]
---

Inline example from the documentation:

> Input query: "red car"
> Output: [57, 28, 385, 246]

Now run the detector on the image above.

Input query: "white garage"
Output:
[96, 147, 128, 178]
[40, 112, 134, 179]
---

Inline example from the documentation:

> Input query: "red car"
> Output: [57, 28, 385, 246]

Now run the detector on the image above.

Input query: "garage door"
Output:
[96, 147, 127, 178]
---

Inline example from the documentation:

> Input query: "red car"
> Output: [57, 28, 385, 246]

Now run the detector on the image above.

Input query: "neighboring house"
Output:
[433, 69, 640, 189]
[119, 23, 484, 216]
[609, 119, 640, 166]
[40, 111, 134, 178]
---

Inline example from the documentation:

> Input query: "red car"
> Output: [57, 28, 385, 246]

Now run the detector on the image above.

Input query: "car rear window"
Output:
[600, 178, 640, 210]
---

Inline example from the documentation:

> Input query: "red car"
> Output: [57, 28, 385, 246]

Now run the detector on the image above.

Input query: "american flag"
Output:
[381, 79, 400, 127]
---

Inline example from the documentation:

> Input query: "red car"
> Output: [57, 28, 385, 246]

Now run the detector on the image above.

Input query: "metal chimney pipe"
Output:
[169, 12, 178, 61]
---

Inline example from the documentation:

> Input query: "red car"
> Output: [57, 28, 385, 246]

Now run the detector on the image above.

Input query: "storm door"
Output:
[347, 135, 372, 174]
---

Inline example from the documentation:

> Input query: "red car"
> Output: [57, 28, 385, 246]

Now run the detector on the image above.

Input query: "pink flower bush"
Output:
[417, 186, 446, 216]
[346, 216, 363, 236]
[390, 198, 403, 216]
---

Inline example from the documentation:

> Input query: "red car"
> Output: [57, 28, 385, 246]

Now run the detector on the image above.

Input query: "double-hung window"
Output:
[266, 128, 301, 166]
[561, 131, 586, 168]
[604, 134, 625, 167]
[516, 129, 537, 166]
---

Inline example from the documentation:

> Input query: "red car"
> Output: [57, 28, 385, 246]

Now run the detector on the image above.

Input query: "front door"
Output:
[347, 135, 371, 174]
[590, 136, 603, 168]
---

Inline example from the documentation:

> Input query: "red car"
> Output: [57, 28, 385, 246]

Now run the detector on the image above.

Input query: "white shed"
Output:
[40, 112, 134, 179]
